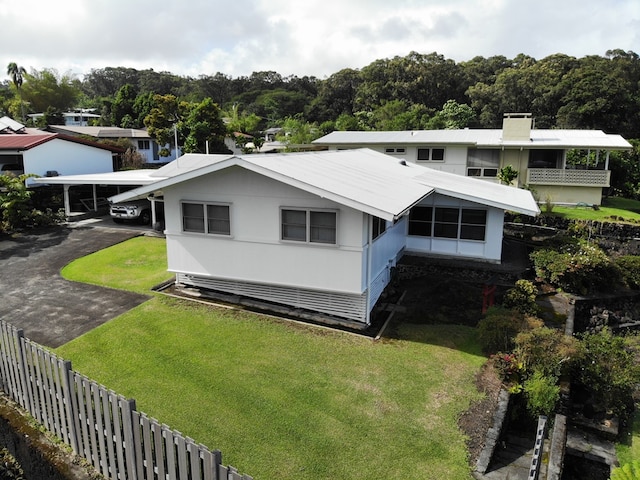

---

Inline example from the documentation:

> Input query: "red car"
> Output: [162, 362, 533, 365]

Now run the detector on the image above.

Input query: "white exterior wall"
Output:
[164, 166, 367, 294]
[24, 139, 114, 177]
[366, 216, 406, 289]
[405, 193, 505, 262]
[328, 144, 469, 175]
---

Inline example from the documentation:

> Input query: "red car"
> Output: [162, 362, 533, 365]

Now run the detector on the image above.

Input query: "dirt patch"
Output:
[458, 362, 503, 466]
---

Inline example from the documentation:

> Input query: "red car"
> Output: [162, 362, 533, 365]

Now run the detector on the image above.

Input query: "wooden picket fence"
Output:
[0, 321, 252, 480]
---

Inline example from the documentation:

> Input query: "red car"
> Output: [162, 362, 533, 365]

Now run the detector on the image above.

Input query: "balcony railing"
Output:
[526, 168, 610, 187]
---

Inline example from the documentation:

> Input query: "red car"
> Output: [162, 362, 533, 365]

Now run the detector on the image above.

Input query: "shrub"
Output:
[490, 352, 524, 383]
[515, 327, 580, 378]
[575, 328, 640, 418]
[477, 306, 543, 354]
[523, 370, 560, 419]
[615, 255, 640, 289]
[0, 174, 64, 233]
[502, 279, 539, 315]
[497, 165, 518, 185]
[530, 238, 622, 294]
[0, 448, 24, 480]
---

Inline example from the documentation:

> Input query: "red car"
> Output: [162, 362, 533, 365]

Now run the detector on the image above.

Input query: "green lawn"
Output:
[617, 407, 640, 467]
[60, 236, 171, 294]
[548, 196, 640, 223]
[55, 237, 486, 480]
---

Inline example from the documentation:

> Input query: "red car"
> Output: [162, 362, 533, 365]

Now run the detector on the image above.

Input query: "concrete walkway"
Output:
[0, 221, 152, 348]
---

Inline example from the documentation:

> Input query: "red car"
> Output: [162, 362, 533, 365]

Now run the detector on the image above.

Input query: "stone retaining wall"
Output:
[0, 396, 93, 480]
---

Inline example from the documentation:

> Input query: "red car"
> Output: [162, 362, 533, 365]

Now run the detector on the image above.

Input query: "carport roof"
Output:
[31, 169, 165, 186]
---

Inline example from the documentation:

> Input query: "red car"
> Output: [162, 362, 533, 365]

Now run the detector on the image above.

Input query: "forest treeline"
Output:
[3, 49, 640, 197]
[3, 49, 640, 138]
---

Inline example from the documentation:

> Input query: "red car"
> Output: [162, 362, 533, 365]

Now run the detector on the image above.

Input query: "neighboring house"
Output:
[313, 113, 633, 206]
[28, 110, 101, 127]
[0, 117, 123, 184]
[46, 125, 179, 164]
[110, 148, 538, 327]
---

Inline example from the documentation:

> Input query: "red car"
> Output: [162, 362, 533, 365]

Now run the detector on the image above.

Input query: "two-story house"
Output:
[313, 113, 633, 206]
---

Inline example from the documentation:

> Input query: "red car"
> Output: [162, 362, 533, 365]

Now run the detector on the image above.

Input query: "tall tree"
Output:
[144, 94, 183, 157]
[6, 62, 27, 121]
[144, 94, 228, 157]
[182, 97, 227, 154]
[20, 68, 80, 114]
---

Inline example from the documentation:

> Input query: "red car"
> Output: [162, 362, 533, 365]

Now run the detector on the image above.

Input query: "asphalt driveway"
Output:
[0, 223, 153, 348]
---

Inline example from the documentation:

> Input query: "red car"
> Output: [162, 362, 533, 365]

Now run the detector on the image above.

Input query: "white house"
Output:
[313, 113, 633, 206]
[46, 125, 179, 164]
[110, 149, 538, 328]
[0, 117, 122, 183]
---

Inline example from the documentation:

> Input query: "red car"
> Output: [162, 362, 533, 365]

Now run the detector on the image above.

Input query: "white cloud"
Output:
[0, 0, 638, 80]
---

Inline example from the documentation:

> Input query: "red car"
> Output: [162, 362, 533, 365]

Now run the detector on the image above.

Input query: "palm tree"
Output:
[7, 62, 27, 121]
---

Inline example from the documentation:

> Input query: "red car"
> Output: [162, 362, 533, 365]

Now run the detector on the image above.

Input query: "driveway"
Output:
[0, 221, 155, 348]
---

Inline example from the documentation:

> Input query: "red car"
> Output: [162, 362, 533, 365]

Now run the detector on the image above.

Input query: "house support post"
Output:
[63, 184, 71, 216]
[150, 198, 157, 226]
[92, 184, 98, 211]
[365, 214, 373, 326]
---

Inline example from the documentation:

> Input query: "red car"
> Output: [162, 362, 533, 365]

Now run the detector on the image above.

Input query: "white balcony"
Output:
[526, 168, 610, 187]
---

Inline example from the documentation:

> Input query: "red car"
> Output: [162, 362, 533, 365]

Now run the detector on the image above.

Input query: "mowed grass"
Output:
[60, 236, 171, 294]
[617, 407, 640, 467]
[56, 237, 486, 480]
[550, 196, 640, 222]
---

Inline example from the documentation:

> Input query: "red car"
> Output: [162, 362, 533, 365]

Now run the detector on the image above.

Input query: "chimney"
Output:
[502, 113, 532, 141]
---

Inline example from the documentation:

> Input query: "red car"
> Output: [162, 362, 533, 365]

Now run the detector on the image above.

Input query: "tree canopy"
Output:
[3, 49, 640, 142]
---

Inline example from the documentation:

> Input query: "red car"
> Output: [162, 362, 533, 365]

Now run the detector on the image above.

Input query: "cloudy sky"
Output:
[1, 0, 639, 81]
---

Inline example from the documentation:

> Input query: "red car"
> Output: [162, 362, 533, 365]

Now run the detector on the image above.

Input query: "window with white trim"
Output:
[408, 206, 486, 241]
[417, 147, 445, 162]
[281, 209, 336, 244]
[138, 140, 151, 150]
[182, 202, 230, 235]
[467, 148, 499, 177]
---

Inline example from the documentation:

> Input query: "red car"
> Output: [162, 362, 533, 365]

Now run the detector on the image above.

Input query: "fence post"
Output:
[60, 360, 79, 454]
[121, 398, 138, 480]
[14, 329, 30, 412]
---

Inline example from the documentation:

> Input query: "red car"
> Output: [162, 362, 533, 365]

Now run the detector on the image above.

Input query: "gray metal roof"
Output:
[314, 129, 632, 150]
[0, 116, 26, 132]
[112, 149, 436, 221]
[47, 125, 151, 139]
[110, 148, 539, 219]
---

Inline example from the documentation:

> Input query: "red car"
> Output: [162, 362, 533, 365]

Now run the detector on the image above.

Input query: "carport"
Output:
[31, 169, 166, 224]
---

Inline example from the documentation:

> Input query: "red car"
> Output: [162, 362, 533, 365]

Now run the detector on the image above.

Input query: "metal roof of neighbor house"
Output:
[313, 129, 632, 150]
[47, 125, 151, 139]
[110, 148, 540, 219]
[0, 130, 55, 149]
[0, 116, 27, 132]
[0, 129, 125, 152]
